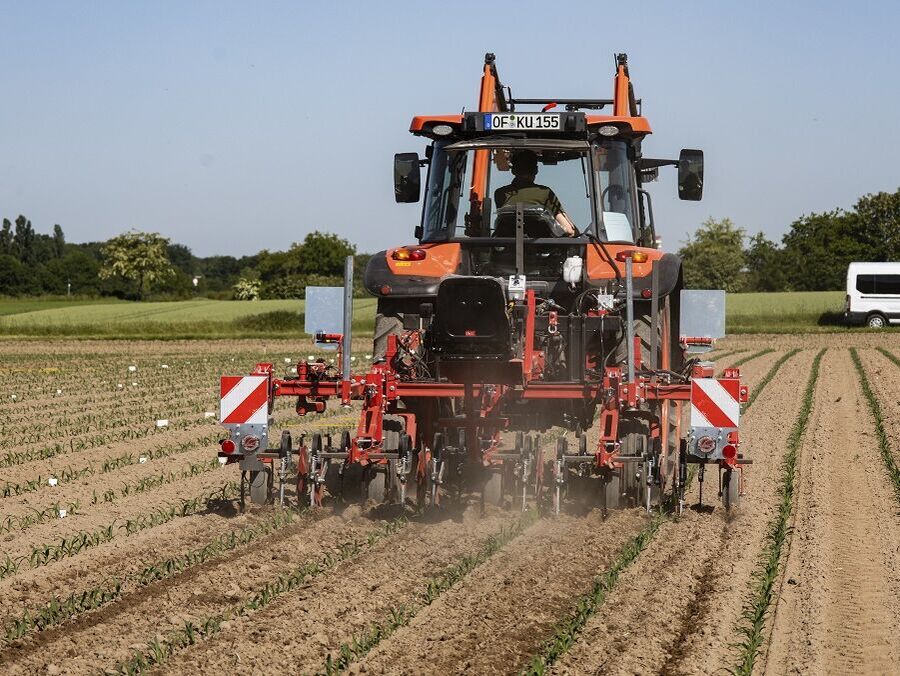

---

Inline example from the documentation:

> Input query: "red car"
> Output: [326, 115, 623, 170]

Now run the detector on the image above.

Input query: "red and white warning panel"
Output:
[220, 375, 269, 425]
[690, 378, 741, 429]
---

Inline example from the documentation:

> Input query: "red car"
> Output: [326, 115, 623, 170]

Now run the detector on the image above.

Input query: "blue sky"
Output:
[1, 1, 897, 256]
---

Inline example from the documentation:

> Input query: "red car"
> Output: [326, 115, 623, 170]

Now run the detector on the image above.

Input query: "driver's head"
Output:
[510, 150, 538, 179]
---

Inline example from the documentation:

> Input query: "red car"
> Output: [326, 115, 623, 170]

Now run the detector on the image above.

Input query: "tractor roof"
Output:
[409, 52, 651, 142]
[409, 114, 652, 141]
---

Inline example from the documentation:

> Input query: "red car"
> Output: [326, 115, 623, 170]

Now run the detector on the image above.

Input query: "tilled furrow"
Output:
[160, 504, 524, 674]
[358, 509, 646, 675]
[0, 507, 386, 674]
[0, 505, 311, 633]
[763, 350, 900, 674]
[0, 466, 239, 568]
[550, 349, 811, 675]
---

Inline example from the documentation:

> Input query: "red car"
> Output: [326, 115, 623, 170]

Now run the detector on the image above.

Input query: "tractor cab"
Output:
[370, 53, 703, 312]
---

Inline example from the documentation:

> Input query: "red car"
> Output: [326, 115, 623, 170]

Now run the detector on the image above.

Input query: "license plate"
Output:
[484, 113, 561, 131]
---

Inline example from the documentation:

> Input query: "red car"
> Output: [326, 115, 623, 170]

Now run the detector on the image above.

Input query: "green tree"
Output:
[744, 232, 788, 292]
[0, 219, 12, 256]
[296, 231, 356, 275]
[256, 248, 294, 282]
[678, 217, 746, 292]
[44, 250, 101, 295]
[781, 210, 864, 290]
[13, 215, 35, 263]
[233, 278, 261, 300]
[52, 224, 65, 258]
[0, 254, 35, 294]
[99, 231, 176, 299]
[853, 189, 900, 261]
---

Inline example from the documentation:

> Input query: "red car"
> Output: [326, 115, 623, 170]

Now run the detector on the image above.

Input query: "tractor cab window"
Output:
[421, 140, 637, 243]
[594, 142, 638, 243]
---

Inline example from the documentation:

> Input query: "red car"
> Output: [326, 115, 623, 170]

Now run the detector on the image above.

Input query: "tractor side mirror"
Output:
[677, 149, 704, 201]
[394, 153, 421, 203]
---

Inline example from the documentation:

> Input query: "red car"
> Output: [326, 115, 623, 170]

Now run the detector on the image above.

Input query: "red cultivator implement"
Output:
[217, 53, 749, 514]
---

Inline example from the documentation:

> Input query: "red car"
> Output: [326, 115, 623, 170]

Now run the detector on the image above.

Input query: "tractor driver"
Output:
[493, 150, 576, 237]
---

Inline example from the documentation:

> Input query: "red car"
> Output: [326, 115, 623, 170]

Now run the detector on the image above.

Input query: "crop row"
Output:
[323, 509, 539, 674]
[113, 516, 409, 675]
[850, 349, 900, 502]
[0, 415, 216, 468]
[525, 514, 666, 674]
[521, 348, 802, 672]
[1, 397, 216, 450]
[0, 501, 83, 535]
[0, 363, 227, 415]
[2, 508, 303, 645]
[88, 458, 221, 507]
[0, 482, 238, 581]
[731, 349, 825, 674]
[2, 432, 219, 500]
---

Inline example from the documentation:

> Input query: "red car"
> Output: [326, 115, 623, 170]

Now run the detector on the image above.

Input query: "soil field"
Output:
[1, 335, 899, 675]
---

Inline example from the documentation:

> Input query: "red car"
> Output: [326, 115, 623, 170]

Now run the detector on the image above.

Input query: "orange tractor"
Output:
[218, 53, 748, 514]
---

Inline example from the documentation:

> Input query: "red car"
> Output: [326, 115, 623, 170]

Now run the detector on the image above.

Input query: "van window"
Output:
[880, 275, 900, 294]
[856, 274, 900, 295]
[856, 274, 876, 294]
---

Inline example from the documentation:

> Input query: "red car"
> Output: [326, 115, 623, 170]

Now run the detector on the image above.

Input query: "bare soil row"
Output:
[3, 339, 899, 675]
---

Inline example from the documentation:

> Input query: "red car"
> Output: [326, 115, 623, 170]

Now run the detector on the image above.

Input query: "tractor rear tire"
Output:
[374, 299, 404, 361]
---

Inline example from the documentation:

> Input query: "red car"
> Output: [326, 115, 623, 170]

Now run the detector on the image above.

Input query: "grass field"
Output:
[0, 298, 378, 339]
[727, 290, 847, 332]
[0, 297, 124, 317]
[0, 290, 877, 339]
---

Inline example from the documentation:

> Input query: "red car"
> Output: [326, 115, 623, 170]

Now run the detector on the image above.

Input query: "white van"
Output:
[845, 262, 900, 327]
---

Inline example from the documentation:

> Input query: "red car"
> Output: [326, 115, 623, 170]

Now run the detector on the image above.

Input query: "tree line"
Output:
[679, 188, 900, 292]
[0, 221, 365, 300]
[2, 186, 896, 299]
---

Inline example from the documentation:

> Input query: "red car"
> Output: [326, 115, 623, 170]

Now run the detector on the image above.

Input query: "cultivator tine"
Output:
[552, 461, 562, 516]
[277, 431, 292, 508]
[643, 456, 653, 513]
[431, 457, 444, 507]
[697, 462, 705, 508]
[395, 438, 412, 508]
[553, 438, 568, 516]
[278, 455, 288, 507]
[521, 455, 530, 512]
[396, 459, 408, 507]
[534, 439, 544, 504]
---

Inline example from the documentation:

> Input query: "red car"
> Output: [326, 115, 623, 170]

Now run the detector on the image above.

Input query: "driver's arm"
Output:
[547, 190, 576, 236]
[555, 211, 576, 236]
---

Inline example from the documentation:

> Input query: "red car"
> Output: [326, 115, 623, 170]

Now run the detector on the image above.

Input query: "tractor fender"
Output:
[622, 253, 682, 299]
[364, 251, 444, 298]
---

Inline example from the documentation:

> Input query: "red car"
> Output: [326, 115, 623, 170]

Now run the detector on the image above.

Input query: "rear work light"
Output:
[220, 439, 236, 454]
[392, 248, 427, 262]
[614, 250, 649, 263]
